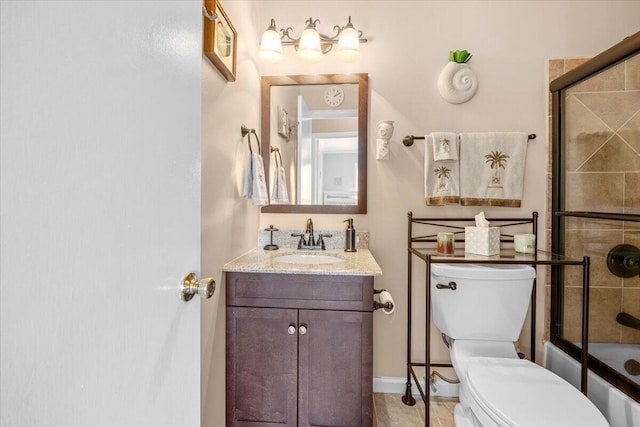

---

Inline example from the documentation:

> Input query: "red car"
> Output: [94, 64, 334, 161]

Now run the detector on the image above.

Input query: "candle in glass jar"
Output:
[437, 232, 455, 254]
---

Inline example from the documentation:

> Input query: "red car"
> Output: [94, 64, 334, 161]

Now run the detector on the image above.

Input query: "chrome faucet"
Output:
[291, 218, 332, 250]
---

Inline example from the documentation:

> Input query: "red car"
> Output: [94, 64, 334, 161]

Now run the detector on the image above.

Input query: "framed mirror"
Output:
[260, 73, 368, 214]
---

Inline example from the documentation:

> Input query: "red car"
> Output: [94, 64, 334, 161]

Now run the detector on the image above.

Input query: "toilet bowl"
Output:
[431, 264, 609, 427]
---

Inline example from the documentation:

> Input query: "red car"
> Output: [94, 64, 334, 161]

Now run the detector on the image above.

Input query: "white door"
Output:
[1, 2, 203, 426]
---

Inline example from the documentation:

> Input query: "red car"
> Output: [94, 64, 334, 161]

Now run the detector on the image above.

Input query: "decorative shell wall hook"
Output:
[437, 50, 478, 104]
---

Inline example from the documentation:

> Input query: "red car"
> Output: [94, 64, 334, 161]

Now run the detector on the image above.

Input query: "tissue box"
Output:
[465, 226, 500, 256]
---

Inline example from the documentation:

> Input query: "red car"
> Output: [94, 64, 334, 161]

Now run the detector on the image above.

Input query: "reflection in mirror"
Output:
[261, 74, 368, 214]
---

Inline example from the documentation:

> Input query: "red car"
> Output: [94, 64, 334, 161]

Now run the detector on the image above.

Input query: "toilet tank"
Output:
[430, 264, 536, 341]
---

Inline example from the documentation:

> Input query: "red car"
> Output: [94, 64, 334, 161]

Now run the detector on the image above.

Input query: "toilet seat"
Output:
[465, 357, 610, 427]
[450, 340, 518, 380]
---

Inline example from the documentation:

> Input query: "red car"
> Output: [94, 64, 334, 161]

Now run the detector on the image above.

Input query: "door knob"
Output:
[299, 325, 308, 335]
[181, 272, 215, 301]
[288, 325, 297, 335]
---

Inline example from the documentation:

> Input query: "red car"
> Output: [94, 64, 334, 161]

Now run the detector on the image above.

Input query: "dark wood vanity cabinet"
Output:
[226, 272, 374, 427]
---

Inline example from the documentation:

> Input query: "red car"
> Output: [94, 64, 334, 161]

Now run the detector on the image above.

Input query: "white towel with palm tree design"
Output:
[431, 132, 458, 161]
[425, 135, 460, 205]
[459, 132, 528, 207]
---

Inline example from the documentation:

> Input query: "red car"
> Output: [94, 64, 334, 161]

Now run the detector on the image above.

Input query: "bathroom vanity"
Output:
[223, 248, 382, 427]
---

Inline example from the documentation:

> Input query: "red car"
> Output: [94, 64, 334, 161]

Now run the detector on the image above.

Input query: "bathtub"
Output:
[589, 343, 640, 386]
[544, 342, 640, 427]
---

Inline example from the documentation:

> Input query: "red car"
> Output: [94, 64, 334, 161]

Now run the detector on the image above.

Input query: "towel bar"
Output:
[402, 133, 536, 147]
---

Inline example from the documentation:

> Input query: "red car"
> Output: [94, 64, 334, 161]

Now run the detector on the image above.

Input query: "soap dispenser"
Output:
[344, 218, 357, 252]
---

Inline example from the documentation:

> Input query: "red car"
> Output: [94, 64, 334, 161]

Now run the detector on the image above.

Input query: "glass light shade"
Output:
[258, 28, 283, 63]
[336, 25, 360, 62]
[297, 27, 323, 62]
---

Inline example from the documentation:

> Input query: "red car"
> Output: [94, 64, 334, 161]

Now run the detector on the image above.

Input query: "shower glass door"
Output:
[551, 43, 640, 402]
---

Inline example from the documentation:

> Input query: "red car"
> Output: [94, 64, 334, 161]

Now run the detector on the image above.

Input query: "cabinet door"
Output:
[227, 307, 298, 426]
[298, 310, 373, 427]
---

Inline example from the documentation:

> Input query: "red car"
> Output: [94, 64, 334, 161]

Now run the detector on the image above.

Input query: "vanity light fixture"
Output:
[258, 16, 367, 63]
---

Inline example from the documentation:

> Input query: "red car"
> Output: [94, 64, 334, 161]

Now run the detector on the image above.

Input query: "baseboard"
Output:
[373, 376, 459, 398]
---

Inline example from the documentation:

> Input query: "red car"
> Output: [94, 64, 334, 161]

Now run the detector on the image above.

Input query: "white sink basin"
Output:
[274, 253, 344, 265]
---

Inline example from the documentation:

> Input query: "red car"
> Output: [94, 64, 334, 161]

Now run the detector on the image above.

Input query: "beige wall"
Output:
[200, 1, 264, 425]
[202, 1, 640, 425]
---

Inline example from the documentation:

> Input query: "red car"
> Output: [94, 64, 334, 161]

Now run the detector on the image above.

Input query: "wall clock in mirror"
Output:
[324, 86, 345, 107]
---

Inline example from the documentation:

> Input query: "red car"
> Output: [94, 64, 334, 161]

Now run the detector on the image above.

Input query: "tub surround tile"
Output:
[564, 95, 614, 172]
[564, 57, 591, 73]
[588, 288, 623, 342]
[579, 134, 640, 173]
[546, 116, 552, 173]
[562, 287, 622, 343]
[562, 287, 585, 342]
[545, 174, 552, 230]
[567, 62, 626, 94]
[618, 111, 640, 155]
[565, 217, 622, 231]
[544, 286, 551, 341]
[548, 59, 565, 115]
[623, 231, 640, 263]
[564, 230, 623, 288]
[574, 91, 640, 132]
[625, 173, 640, 214]
[547, 59, 565, 84]
[566, 173, 624, 213]
[621, 288, 640, 343]
[622, 229, 640, 288]
[627, 55, 640, 90]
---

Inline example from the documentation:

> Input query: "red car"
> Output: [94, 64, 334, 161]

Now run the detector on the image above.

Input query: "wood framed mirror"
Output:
[260, 73, 368, 214]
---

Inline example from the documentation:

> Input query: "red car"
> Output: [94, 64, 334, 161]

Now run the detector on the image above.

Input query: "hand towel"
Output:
[431, 132, 458, 161]
[271, 165, 290, 204]
[242, 153, 253, 199]
[459, 132, 528, 207]
[251, 153, 269, 206]
[242, 153, 269, 206]
[425, 135, 460, 205]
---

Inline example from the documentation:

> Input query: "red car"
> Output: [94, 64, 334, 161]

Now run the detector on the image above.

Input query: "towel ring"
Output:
[271, 147, 282, 168]
[248, 132, 261, 154]
[241, 125, 261, 154]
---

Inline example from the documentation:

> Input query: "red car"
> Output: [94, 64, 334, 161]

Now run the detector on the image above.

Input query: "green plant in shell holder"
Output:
[437, 49, 478, 103]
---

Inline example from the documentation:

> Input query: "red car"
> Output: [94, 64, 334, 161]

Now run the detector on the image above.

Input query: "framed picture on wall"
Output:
[203, 0, 237, 82]
[277, 104, 290, 140]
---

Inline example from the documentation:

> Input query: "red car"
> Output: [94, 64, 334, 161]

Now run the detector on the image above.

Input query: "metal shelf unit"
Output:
[403, 212, 590, 426]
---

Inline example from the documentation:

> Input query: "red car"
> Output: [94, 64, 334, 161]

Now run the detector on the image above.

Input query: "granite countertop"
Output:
[223, 247, 383, 276]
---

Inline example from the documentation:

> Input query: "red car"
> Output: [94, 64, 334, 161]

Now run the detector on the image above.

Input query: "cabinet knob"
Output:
[299, 325, 308, 335]
[287, 324, 296, 335]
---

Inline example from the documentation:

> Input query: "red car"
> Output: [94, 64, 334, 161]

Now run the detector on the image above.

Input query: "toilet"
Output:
[431, 263, 609, 427]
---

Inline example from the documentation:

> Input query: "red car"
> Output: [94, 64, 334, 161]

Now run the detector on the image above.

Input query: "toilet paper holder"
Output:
[373, 288, 394, 311]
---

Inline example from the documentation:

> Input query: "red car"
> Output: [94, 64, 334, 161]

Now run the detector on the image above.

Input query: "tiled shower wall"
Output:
[545, 55, 640, 345]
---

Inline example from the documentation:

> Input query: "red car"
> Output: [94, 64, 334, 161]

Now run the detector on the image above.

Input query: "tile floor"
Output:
[373, 393, 457, 427]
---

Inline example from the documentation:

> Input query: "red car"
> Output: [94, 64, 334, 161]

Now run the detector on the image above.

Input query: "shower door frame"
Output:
[549, 31, 640, 404]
